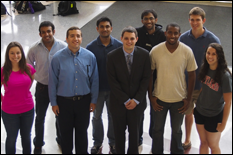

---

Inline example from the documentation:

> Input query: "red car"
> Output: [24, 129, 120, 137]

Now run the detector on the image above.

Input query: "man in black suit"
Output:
[106, 26, 151, 154]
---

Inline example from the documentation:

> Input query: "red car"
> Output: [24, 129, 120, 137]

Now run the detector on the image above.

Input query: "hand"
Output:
[90, 103, 96, 112]
[150, 97, 163, 111]
[216, 123, 225, 132]
[52, 105, 59, 116]
[178, 98, 190, 114]
[125, 99, 137, 110]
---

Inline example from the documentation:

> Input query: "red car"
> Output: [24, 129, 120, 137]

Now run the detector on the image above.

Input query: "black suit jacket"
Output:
[107, 46, 151, 116]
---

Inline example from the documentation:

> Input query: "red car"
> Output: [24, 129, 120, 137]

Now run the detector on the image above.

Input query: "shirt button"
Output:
[76, 71, 77, 73]
[75, 64, 77, 65]
[76, 93, 77, 95]
[76, 79, 77, 80]
[76, 86, 77, 88]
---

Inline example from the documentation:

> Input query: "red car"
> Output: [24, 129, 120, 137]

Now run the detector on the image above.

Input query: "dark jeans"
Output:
[57, 94, 91, 154]
[2, 108, 34, 154]
[34, 82, 61, 147]
[152, 99, 184, 154]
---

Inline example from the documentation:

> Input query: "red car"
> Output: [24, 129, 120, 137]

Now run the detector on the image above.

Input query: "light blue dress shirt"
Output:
[49, 46, 99, 106]
[122, 48, 139, 105]
[27, 38, 67, 85]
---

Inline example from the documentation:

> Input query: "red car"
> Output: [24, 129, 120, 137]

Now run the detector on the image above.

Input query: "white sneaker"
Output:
[138, 144, 143, 154]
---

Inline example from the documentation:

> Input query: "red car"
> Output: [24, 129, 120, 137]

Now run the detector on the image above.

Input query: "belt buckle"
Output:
[73, 97, 77, 101]
[78, 97, 81, 100]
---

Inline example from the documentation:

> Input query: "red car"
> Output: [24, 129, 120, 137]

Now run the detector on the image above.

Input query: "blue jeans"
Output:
[92, 91, 115, 146]
[152, 99, 184, 154]
[2, 108, 34, 154]
[34, 82, 61, 147]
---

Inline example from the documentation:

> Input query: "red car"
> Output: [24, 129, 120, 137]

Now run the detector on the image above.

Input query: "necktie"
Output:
[127, 54, 131, 74]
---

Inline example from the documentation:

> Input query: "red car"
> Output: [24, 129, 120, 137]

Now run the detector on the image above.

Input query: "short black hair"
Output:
[141, 9, 157, 19]
[96, 17, 112, 27]
[166, 22, 181, 33]
[66, 26, 82, 38]
[39, 21, 55, 33]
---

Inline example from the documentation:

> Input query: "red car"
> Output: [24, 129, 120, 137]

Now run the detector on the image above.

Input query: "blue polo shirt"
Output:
[179, 27, 221, 90]
[86, 36, 122, 91]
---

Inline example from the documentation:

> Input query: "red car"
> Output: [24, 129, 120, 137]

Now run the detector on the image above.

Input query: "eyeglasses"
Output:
[143, 17, 155, 21]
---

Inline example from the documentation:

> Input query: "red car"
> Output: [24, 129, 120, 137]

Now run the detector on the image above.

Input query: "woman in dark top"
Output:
[194, 43, 232, 154]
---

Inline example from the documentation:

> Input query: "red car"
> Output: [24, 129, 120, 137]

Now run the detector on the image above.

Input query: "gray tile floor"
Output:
[1, 1, 232, 154]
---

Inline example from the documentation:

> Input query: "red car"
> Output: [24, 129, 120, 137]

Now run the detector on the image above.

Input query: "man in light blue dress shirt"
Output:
[26, 21, 67, 154]
[49, 26, 99, 154]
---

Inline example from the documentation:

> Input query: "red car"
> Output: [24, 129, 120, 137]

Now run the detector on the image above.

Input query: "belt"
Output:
[37, 82, 48, 87]
[61, 94, 90, 101]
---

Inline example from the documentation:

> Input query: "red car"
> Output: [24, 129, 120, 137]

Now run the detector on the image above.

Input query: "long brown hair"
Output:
[198, 43, 232, 86]
[2, 42, 33, 85]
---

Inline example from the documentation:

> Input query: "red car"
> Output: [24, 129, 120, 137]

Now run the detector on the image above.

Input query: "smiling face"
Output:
[66, 29, 82, 52]
[97, 21, 112, 38]
[141, 12, 157, 31]
[121, 32, 138, 53]
[165, 26, 181, 46]
[8, 46, 22, 64]
[206, 46, 218, 69]
[189, 15, 206, 32]
[39, 26, 55, 44]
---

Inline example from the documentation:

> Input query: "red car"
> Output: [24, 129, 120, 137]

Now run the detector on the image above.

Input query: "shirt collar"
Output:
[123, 47, 134, 57]
[188, 27, 208, 38]
[66, 46, 82, 56]
[97, 35, 114, 46]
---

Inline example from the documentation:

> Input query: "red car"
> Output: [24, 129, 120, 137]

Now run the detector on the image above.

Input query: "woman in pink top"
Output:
[1, 42, 36, 154]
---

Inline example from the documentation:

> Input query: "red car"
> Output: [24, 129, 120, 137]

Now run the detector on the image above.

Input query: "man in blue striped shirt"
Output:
[27, 21, 67, 154]
[49, 26, 99, 154]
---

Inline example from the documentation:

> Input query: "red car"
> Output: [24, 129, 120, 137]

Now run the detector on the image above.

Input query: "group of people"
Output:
[1, 6, 232, 154]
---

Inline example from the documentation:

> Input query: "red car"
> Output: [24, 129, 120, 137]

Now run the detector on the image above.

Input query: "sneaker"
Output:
[34, 147, 42, 154]
[109, 145, 117, 154]
[91, 145, 103, 154]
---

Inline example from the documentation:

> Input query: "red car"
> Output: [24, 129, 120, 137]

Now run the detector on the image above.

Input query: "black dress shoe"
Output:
[34, 147, 42, 154]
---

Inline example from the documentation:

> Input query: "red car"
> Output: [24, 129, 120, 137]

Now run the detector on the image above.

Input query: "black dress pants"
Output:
[112, 109, 142, 154]
[57, 94, 91, 154]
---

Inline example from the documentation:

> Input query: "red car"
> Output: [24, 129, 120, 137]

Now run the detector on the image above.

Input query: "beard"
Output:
[100, 32, 110, 38]
[145, 24, 155, 31]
